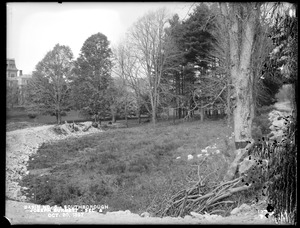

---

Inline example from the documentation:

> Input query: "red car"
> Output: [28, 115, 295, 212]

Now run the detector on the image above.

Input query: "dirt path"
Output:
[5, 199, 275, 225]
[5, 123, 278, 225]
[6, 123, 102, 201]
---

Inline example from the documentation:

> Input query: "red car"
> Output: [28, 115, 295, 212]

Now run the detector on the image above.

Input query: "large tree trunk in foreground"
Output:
[220, 3, 258, 182]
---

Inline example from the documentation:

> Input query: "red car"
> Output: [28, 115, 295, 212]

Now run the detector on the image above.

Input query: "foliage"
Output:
[257, 4, 297, 108]
[27, 113, 37, 119]
[6, 83, 20, 109]
[163, 4, 223, 120]
[266, 115, 297, 224]
[71, 32, 113, 119]
[243, 112, 297, 224]
[251, 105, 273, 141]
[269, 4, 297, 84]
[181, 3, 216, 67]
[26, 44, 74, 124]
[105, 77, 138, 122]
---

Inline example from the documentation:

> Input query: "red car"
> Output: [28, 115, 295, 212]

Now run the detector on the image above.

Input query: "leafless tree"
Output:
[126, 8, 182, 125]
[112, 41, 150, 124]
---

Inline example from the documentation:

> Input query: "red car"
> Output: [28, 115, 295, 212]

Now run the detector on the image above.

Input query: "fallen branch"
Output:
[208, 200, 235, 208]
[160, 174, 252, 218]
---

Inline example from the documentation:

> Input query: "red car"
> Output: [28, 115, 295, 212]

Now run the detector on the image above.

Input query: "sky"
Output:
[7, 2, 195, 75]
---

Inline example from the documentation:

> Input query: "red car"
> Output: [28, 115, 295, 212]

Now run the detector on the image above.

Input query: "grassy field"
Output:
[19, 119, 239, 215]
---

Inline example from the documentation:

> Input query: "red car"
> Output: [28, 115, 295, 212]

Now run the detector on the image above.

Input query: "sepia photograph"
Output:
[6, 2, 297, 225]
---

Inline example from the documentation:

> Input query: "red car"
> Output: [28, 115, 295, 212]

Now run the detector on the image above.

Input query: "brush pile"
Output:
[155, 171, 251, 218]
[52, 121, 101, 135]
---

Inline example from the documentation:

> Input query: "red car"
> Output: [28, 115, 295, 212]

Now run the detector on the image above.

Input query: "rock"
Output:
[187, 154, 193, 160]
[239, 156, 256, 174]
[231, 203, 251, 215]
[183, 215, 193, 220]
[140, 212, 150, 217]
[190, 211, 204, 219]
[239, 203, 251, 212]
[230, 207, 240, 215]
[106, 210, 131, 216]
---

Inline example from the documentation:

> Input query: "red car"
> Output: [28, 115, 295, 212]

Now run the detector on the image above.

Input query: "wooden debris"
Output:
[159, 176, 251, 218]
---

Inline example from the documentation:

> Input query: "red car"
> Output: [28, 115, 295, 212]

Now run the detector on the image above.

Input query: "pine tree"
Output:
[71, 32, 113, 119]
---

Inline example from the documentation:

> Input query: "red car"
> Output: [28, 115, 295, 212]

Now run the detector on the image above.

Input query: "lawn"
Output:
[20, 119, 237, 215]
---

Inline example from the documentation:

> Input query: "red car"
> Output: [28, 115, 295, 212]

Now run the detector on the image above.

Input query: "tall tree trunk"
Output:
[226, 78, 231, 126]
[137, 106, 141, 124]
[111, 105, 117, 123]
[173, 108, 176, 124]
[56, 112, 59, 125]
[152, 106, 156, 125]
[200, 100, 204, 122]
[57, 111, 62, 125]
[124, 103, 128, 127]
[221, 3, 258, 182]
[150, 90, 156, 126]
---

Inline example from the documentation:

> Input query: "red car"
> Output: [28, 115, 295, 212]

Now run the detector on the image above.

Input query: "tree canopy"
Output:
[71, 32, 113, 118]
[27, 44, 74, 124]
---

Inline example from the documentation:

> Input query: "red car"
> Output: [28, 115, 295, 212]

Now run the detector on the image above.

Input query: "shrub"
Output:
[252, 125, 263, 142]
[256, 105, 274, 116]
[252, 107, 272, 141]
[28, 113, 37, 119]
[50, 111, 67, 117]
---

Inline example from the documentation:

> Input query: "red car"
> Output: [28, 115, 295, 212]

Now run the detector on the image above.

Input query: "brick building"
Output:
[6, 59, 32, 106]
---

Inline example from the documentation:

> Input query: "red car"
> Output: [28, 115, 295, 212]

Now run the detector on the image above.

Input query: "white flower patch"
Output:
[197, 154, 202, 158]
[215, 150, 220, 154]
[176, 156, 181, 160]
[201, 149, 207, 153]
[187, 154, 194, 160]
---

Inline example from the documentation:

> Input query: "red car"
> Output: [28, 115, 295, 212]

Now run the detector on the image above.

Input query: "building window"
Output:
[10, 73, 15, 77]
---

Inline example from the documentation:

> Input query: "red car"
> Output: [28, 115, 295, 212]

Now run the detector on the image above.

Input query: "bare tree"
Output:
[112, 41, 150, 124]
[127, 8, 182, 125]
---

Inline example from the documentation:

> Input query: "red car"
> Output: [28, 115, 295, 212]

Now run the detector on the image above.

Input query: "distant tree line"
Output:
[21, 3, 296, 127]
